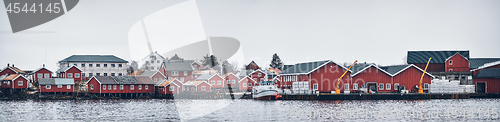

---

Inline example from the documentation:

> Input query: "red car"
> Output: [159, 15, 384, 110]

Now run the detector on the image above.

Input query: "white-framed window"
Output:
[353, 84, 358, 90]
[67, 73, 73, 78]
[103, 85, 106, 90]
[379, 84, 384, 90]
[211, 81, 215, 85]
[232, 80, 236, 84]
[260, 78, 264, 81]
[424, 83, 429, 90]
[313, 84, 318, 90]
[67, 85, 71, 89]
[46, 85, 51, 89]
[217, 81, 221, 85]
[344, 84, 349, 90]
[90, 85, 93, 90]
[227, 80, 230, 84]
[246, 79, 248, 81]
[172, 71, 178, 76]
[44, 73, 50, 78]
[201, 86, 206, 91]
[169, 86, 174, 91]
[37, 73, 43, 78]
[57, 85, 62, 88]
[113, 85, 117, 90]
[180, 77, 184, 82]
[111, 73, 115, 76]
[394, 83, 399, 90]
[248, 83, 252, 87]
[18, 81, 23, 86]
[386, 83, 391, 90]
[243, 83, 247, 87]
[120, 85, 124, 90]
[118, 73, 122, 76]
[184, 71, 187, 76]
[145, 85, 148, 90]
[449, 60, 453, 65]
[154, 78, 158, 82]
[139, 85, 142, 90]
[131, 85, 134, 90]
[75, 73, 80, 78]
[108, 85, 111, 90]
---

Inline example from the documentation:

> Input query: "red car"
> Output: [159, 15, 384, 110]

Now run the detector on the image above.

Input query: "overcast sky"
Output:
[1, 0, 499, 72]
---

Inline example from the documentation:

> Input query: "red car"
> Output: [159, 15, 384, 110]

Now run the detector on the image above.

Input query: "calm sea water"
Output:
[1, 99, 499, 121]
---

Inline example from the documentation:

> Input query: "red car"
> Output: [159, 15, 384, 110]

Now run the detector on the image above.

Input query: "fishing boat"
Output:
[252, 81, 281, 100]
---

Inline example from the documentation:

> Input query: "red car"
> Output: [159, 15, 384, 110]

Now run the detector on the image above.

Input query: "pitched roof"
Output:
[350, 64, 392, 77]
[280, 60, 346, 75]
[170, 54, 181, 60]
[195, 74, 218, 81]
[350, 63, 373, 75]
[183, 80, 209, 86]
[164, 61, 194, 71]
[130, 71, 145, 76]
[39, 78, 74, 85]
[469, 58, 500, 69]
[56, 65, 82, 73]
[33, 67, 52, 73]
[407, 50, 469, 64]
[93, 76, 155, 85]
[472, 61, 500, 71]
[140, 71, 158, 77]
[379, 65, 410, 75]
[473, 68, 500, 79]
[2, 74, 21, 80]
[239, 76, 257, 83]
[156, 78, 181, 87]
[1, 66, 25, 74]
[58, 55, 128, 63]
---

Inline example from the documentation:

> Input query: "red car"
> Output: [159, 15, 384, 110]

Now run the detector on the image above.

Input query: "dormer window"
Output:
[449, 60, 453, 65]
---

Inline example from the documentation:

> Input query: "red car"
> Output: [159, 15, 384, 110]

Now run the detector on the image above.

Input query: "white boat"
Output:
[252, 81, 281, 100]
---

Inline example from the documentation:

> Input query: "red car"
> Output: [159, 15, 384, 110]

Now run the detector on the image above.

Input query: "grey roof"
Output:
[280, 60, 330, 74]
[170, 54, 181, 60]
[283, 65, 294, 71]
[470, 58, 500, 69]
[164, 61, 194, 71]
[474, 68, 500, 79]
[93, 76, 155, 85]
[379, 65, 410, 75]
[140, 71, 159, 77]
[39, 78, 74, 85]
[350, 63, 373, 74]
[59, 55, 128, 63]
[56, 65, 71, 73]
[195, 74, 214, 81]
[407, 51, 469, 64]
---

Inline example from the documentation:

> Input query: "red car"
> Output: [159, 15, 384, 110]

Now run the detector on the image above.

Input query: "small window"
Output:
[104, 64, 108, 67]
[118, 64, 123, 67]
[201, 86, 206, 91]
[157, 60, 160, 63]
[82, 73, 85, 77]
[111, 73, 115, 76]
[131, 85, 134, 90]
[18, 81, 23, 86]
[81, 64, 85, 67]
[139, 85, 142, 90]
[113, 85, 117, 90]
[313, 84, 318, 90]
[260, 78, 264, 81]
[96, 73, 100, 76]
[217, 81, 221, 85]
[211, 81, 215, 85]
[180, 77, 184, 82]
[89, 73, 93, 77]
[145, 85, 149, 90]
[96, 64, 100, 67]
[379, 84, 384, 90]
[107, 85, 111, 90]
[386, 83, 391, 90]
[232, 80, 236, 84]
[449, 60, 453, 65]
[258, 73, 261, 77]
[184, 71, 187, 76]
[243, 83, 247, 87]
[246, 79, 248, 81]
[169, 86, 174, 91]
[90, 85, 94, 90]
[154, 78, 158, 82]
[150, 60, 154, 63]
[75, 73, 80, 78]
[103, 85, 106, 90]
[67, 85, 71, 89]
[89, 64, 93, 67]
[172, 71, 178, 76]
[344, 84, 349, 90]
[67, 73, 73, 78]
[227, 80, 230, 84]
[120, 85, 123, 90]
[73, 64, 77, 66]
[394, 83, 399, 90]
[104, 73, 108, 76]
[118, 73, 122, 76]
[248, 83, 252, 87]
[424, 83, 429, 90]
[353, 84, 358, 90]
[57, 85, 62, 88]
[111, 64, 115, 67]
[46, 85, 51, 89]
[37, 73, 43, 78]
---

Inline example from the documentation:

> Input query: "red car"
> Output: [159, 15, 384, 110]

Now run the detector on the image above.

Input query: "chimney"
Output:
[12, 64, 14, 67]
[7, 63, 9, 67]
[43, 64, 45, 68]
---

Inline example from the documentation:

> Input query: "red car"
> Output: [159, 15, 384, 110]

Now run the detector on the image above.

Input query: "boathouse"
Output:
[239, 76, 257, 91]
[380, 64, 433, 93]
[350, 63, 393, 93]
[56, 65, 83, 82]
[195, 74, 223, 89]
[139, 70, 167, 83]
[1, 74, 29, 90]
[38, 78, 74, 93]
[86, 76, 155, 97]
[222, 72, 239, 87]
[156, 78, 183, 94]
[0, 64, 25, 76]
[183, 80, 211, 92]
[33, 66, 52, 82]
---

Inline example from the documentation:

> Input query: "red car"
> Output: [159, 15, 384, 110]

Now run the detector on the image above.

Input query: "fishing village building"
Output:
[86, 76, 155, 97]
[38, 78, 74, 93]
[155, 78, 183, 95]
[183, 80, 211, 92]
[56, 65, 83, 82]
[32, 66, 52, 82]
[239, 76, 257, 91]
[58, 55, 129, 79]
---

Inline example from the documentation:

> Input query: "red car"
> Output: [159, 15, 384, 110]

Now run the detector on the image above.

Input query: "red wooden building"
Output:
[239, 76, 257, 91]
[380, 64, 433, 93]
[86, 76, 155, 95]
[38, 78, 74, 93]
[1, 74, 29, 89]
[471, 61, 500, 76]
[473, 68, 500, 93]
[139, 70, 167, 83]
[245, 61, 260, 70]
[56, 65, 82, 81]
[156, 78, 183, 94]
[0, 64, 25, 76]
[33, 67, 52, 81]
[351, 64, 393, 93]
[407, 51, 469, 72]
[195, 74, 224, 89]
[222, 72, 239, 87]
[445, 53, 470, 72]
[163, 61, 195, 82]
[278, 60, 351, 93]
[183, 80, 211, 92]
[249, 70, 267, 82]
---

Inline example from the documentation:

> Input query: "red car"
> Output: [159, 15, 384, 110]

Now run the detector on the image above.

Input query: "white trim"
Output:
[194, 81, 212, 87]
[33, 67, 53, 74]
[278, 60, 350, 76]
[471, 60, 500, 71]
[60, 65, 83, 73]
[390, 64, 434, 78]
[445, 53, 469, 62]
[350, 64, 393, 77]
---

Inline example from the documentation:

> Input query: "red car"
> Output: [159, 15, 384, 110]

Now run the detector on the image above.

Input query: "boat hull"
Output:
[253, 90, 279, 100]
